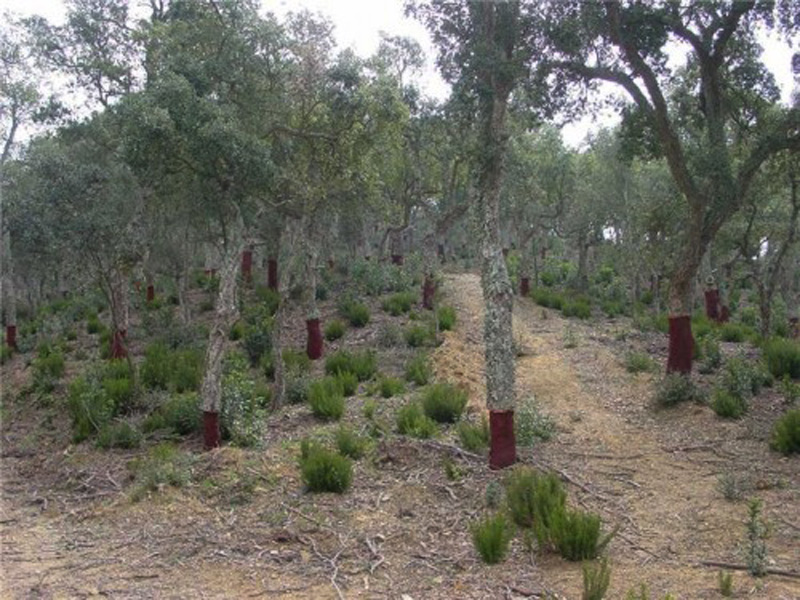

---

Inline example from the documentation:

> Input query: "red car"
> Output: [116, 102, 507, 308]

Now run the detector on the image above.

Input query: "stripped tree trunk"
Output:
[304, 220, 323, 360]
[201, 243, 242, 449]
[2, 228, 17, 350]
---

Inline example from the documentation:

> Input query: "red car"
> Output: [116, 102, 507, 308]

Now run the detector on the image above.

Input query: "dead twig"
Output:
[697, 560, 800, 579]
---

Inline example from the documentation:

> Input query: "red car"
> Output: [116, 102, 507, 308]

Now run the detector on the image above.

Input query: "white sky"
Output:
[1, 0, 796, 149]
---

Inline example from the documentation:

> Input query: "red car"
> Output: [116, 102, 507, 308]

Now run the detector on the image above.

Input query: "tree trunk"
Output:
[422, 274, 435, 310]
[201, 244, 242, 449]
[758, 283, 771, 340]
[306, 318, 323, 360]
[146, 284, 155, 303]
[176, 270, 191, 324]
[241, 247, 253, 285]
[3, 228, 17, 350]
[666, 243, 702, 374]
[576, 237, 589, 291]
[109, 267, 130, 360]
[704, 288, 720, 322]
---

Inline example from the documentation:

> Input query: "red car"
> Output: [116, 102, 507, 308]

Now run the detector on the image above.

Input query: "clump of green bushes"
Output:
[471, 512, 513, 564]
[324, 350, 377, 381]
[396, 402, 438, 438]
[140, 342, 203, 393]
[770, 409, 800, 455]
[763, 338, 800, 379]
[339, 298, 370, 327]
[299, 439, 352, 493]
[405, 353, 432, 385]
[308, 377, 345, 421]
[654, 374, 705, 407]
[436, 306, 457, 331]
[382, 291, 416, 316]
[457, 416, 489, 451]
[142, 392, 202, 435]
[422, 382, 467, 423]
[324, 319, 346, 341]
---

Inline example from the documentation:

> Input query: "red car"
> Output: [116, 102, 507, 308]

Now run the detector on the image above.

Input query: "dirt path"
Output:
[435, 272, 800, 598]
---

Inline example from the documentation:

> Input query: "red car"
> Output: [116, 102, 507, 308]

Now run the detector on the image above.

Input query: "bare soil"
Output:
[1, 272, 799, 599]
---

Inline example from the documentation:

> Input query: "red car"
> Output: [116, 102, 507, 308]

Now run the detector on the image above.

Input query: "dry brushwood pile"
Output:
[2, 272, 799, 599]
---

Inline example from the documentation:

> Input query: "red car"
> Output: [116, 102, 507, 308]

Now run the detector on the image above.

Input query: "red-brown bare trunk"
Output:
[203, 411, 220, 449]
[502, 248, 509, 258]
[422, 275, 435, 310]
[720, 305, 730, 323]
[146, 284, 155, 303]
[489, 410, 516, 470]
[306, 318, 323, 360]
[5, 324, 17, 350]
[704, 289, 720, 322]
[391, 254, 404, 266]
[667, 316, 693, 374]
[520, 277, 530, 297]
[241, 249, 253, 284]
[790, 317, 799, 339]
[267, 258, 278, 290]
[111, 329, 127, 359]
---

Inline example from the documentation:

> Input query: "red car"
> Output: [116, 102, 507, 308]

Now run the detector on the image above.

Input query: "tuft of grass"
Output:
[716, 471, 750, 502]
[405, 353, 431, 386]
[505, 467, 566, 547]
[336, 371, 359, 396]
[324, 319, 346, 341]
[718, 571, 733, 597]
[457, 416, 489, 452]
[551, 508, 613, 561]
[624, 351, 656, 373]
[470, 512, 513, 564]
[763, 338, 800, 379]
[363, 399, 377, 420]
[381, 291, 416, 316]
[324, 350, 377, 382]
[436, 306, 457, 331]
[142, 392, 202, 435]
[299, 440, 352, 493]
[562, 299, 592, 320]
[421, 382, 467, 423]
[379, 376, 405, 398]
[711, 388, 748, 419]
[396, 402, 438, 438]
[340, 299, 370, 327]
[583, 559, 612, 600]
[719, 322, 752, 343]
[405, 323, 435, 348]
[653, 374, 705, 408]
[96, 420, 142, 449]
[770, 409, 800, 455]
[335, 426, 367, 460]
[307, 377, 345, 421]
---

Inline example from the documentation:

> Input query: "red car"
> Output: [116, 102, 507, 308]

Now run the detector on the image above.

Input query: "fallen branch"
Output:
[697, 560, 800, 579]
[416, 439, 483, 462]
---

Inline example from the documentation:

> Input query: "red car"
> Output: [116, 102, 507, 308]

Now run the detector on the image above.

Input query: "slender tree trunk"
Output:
[109, 267, 129, 359]
[3, 228, 17, 350]
[201, 243, 242, 449]
[666, 235, 704, 374]
[305, 222, 323, 360]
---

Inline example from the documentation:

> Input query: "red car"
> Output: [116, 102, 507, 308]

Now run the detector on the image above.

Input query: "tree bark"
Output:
[201, 243, 242, 449]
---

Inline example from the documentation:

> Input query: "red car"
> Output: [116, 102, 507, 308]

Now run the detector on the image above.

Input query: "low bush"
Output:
[140, 343, 202, 393]
[308, 377, 345, 421]
[421, 382, 467, 423]
[335, 426, 367, 460]
[470, 512, 513, 565]
[254, 285, 280, 315]
[282, 348, 311, 374]
[515, 395, 556, 446]
[96, 421, 142, 449]
[377, 323, 403, 347]
[102, 372, 135, 413]
[436, 306, 457, 331]
[299, 440, 352, 493]
[229, 321, 245, 341]
[405, 323, 434, 348]
[396, 402, 438, 438]
[286, 373, 310, 405]
[780, 374, 800, 404]
[0, 344, 12, 365]
[221, 368, 268, 447]
[583, 559, 612, 600]
[721, 356, 769, 399]
[340, 298, 370, 327]
[698, 336, 722, 374]
[531, 288, 565, 310]
[379, 376, 405, 398]
[770, 409, 800, 455]
[719, 322, 752, 343]
[242, 319, 273, 366]
[405, 353, 432, 386]
[129, 443, 192, 501]
[457, 416, 489, 452]
[336, 371, 359, 396]
[711, 388, 748, 419]
[32, 343, 66, 392]
[382, 291, 416, 316]
[142, 392, 202, 435]
[505, 467, 566, 546]
[324, 319, 346, 341]
[86, 314, 102, 334]
[141, 342, 171, 389]
[67, 375, 115, 442]
[763, 338, 800, 379]
[324, 350, 377, 382]
[551, 508, 611, 561]
[654, 374, 705, 407]
[562, 300, 591, 320]
[624, 351, 656, 373]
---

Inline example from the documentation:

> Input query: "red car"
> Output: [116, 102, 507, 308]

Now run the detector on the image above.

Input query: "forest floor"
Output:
[1, 271, 799, 599]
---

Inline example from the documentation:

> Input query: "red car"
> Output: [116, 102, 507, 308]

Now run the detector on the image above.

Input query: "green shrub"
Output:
[67, 376, 115, 442]
[377, 323, 403, 347]
[335, 426, 367, 459]
[130, 443, 192, 501]
[396, 402, 438, 438]
[421, 382, 467, 423]
[363, 399, 377, 420]
[405, 323, 434, 348]
[254, 285, 280, 315]
[770, 409, 800, 455]
[531, 287, 565, 309]
[719, 322, 750, 343]
[601, 300, 624, 318]
[243, 319, 273, 366]
[283, 348, 311, 374]
[286, 373, 310, 405]
[740, 307, 758, 327]
[698, 336, 722, 374]
[691, 314, 715, 340]
[562, 300, 591, 320]
[505, 467, 566, 546]
[457, 416, 489, 452]
[221, 368, 268, 447]
[140, 343, 170, 389]
[229, 321, 245, 341]
[141, 343, 201, 393]
[763, 338, 800, 379]
[470, 512, 513, 564]
[711, 388, 748, 419]
[436, 306, 457, 331]
[87, 314, 102, 334]
[551, 508, 611, 561]
[32, 344, 65, 391]
[143, 392, 202, 435]
[515, 395, 556, 446]
[299, 440, 352, 493]
[96, 421, 142, 449]
[654, 374, 705, 407]
[718, 571, 733, 597]
[405, 353, 432, 386]
[624, 351, 655, 373]
[721, 356, 767, 399]
[324, 350, 377, 382]
[0, 344, 12, 365]
[336, 371, 358, 396]
[340, 299, 370, 327]
[65, 329, 78, 341]
[583, 559, 612, 600]
[780, 374, 800, 404]
[102, 374, 134, 412]
[308, 377, 345, 421]
[382, 291, 416, 316]
[324, 319, 346, 341]
[379, 376, 405, 398]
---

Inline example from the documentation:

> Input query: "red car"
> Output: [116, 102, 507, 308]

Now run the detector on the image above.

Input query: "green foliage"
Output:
[396, 402, 438, 438]
[691, 314, 715, 340]
[324, 319, 346, 341]
[335, 426, 367, 460]
[324, 350, 377, 381]
[763, 338, 800, 379]
[515, 395, 556, 446]
[96, 420, 142, 449]
[780, 374, 800, 404]
[457, 416, 489, 452]
[87, 314, 102, 334]
[405, 323, 435, 347]
[711, 388, 748, 419]
[242, 318, 273, 366]
[299, 440, 352, 493]
[624, 351, 655, 373]
[221, 368, 268, 447]
[376, 323, 403, 347]
[363, 399, 377, 420]
[285, 372, 310, 405]
[770, 409, 800, 455]
[551, 508, 611, 561]
[717, 471, 749, 502]
[531, 287, 565, 310]
[698, 336, 722, 374]
[261, 348, 312, 380]
[718, 571, 733, 597]
[382, 291, 416, 315]
[0, 344, 12, 365]
[68, 375, 115, 442]
[505, 467, 566, 546]
[470, 512, 513, 564]
[140, 342, 202, 393]
[654, 374, 705, 407]
[740, 307, 758, 327]
[719, 322, 752, 343]
[254, 285, 280, 315]
[601, 300, 624, 318]
[336, 371, 359, 396]
[721, 356, 768, 400]
[379, 376, 405, 398]
[485, 481, 503, 509]
[340, 298, 370, 327]
[436, 306, 457, 331]
[582, 559, 611, 600]
[102, 371, 134, 412]
[405, 353, 432, 385]
[143, 392, 202, 435]
[32, 343, 65, 392]
[129, 443, 192, 501]
[562, 299, 591, 320]
[421, 382, 467, 423]
[744, 498, 768, 577]
[308, 377, 345, 421]
[229, 321, 245, 341]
